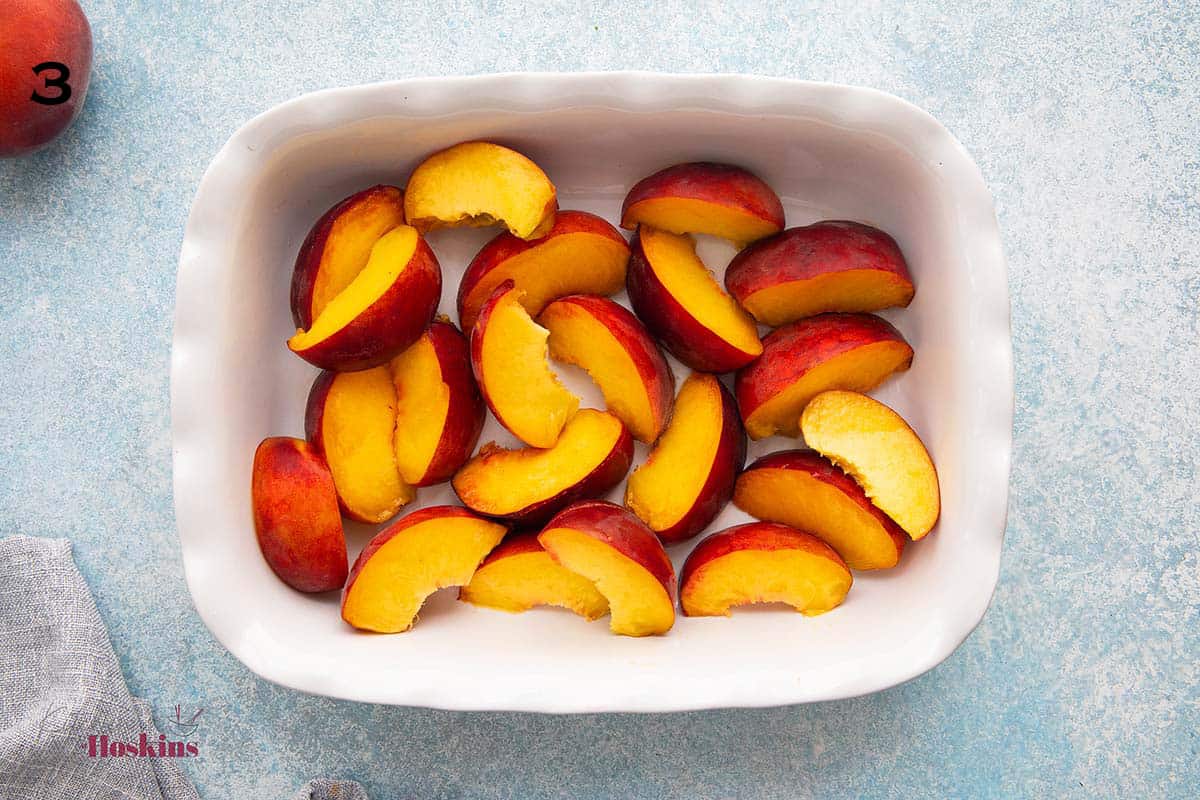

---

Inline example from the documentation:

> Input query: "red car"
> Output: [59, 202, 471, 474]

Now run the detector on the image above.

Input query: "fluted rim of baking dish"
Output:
[171, 72, 1011, 712]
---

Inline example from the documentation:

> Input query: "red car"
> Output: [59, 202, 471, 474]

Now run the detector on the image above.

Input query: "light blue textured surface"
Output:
[1, 1, 1197, 797]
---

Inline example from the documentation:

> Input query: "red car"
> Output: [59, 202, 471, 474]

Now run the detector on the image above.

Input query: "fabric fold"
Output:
[0, 535, 199, 800]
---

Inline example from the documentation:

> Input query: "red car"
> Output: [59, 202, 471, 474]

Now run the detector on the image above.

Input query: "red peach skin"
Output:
[626, 228, 762, 373]
[458, 210, 630, 331]
[540, 294, 675, 443]
[288, 230, 442, 372]
[289, 185, 407, 330]
[0, 0, 93, 157]
[680, 522, 852, 617]
[735, 312, 912, 439]
[539, 501, 677, 636]
[621, 163, 785, 245]
[734, 449, 906, 570]
[392, 320, 486, 486]
[625, 373, 746, 544]
[724, 221, 915, 326]
[340, 505, 507, 633]
[542, 502, 676, 597]
[452, 410, 635, 526]
[251, 437, 348, 593]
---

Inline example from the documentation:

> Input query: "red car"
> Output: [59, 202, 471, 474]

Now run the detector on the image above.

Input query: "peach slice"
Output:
[452, 409, 633, 526]
[457, 210, 630, 331]
[391, 320, 485, 487]
[459, 530, 609, 620]
[251, 437, 347, 593]
[680, 522, 852, 617]
[627, 226, 763, 373]
[800, 391, 940, 539]
[725, 221, 915, 326]
[290, 185, 406, 330]
[305, 367, 414, 523]
[733, 450, 906, 570]
[538, 501, 676, 637]
[404, 141, 557, 240]
[288, 225, 441, 371]
[625, 373, 745, 544]
[735, 312, 913, 440]
[540, 295, 675, 443]
[341, 506, 507, 633]
[471, 280, 579, 448]
[621, 162, 785, 246]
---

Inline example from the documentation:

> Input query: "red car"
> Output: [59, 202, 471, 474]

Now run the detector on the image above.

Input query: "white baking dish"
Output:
[171, 72, 1011, 712]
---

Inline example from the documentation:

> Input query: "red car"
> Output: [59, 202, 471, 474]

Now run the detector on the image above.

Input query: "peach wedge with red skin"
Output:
[459, 530, 609, 620]
[288, 224, 442, 371]
[404, 141, 557, 240]
[341, 505, 507, 633]
[251, 437, 347, 593]
[305, 367, 414, 523]
[471, 280, 579, 448]
[680, 522, 852, 617]
[452, 409, 634, 526]
[289, 185, 406, 330]
[734, 449, 906, 570]
[625, 372, 745, 544]
[539, 501, 677, 637]
[540, 295, 675, 443]
[627, 226, 763, 373]
[801, 390, 940, 539]
[391, 320, 485, 487]
[458, 210, 630, 331]
[735, 312, 913, 440]
[621, 162, 785, 246]
[725, 221, 915, 327]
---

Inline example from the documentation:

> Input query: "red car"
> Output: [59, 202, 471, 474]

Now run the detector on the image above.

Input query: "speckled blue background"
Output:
[2, 1, 1197, 797]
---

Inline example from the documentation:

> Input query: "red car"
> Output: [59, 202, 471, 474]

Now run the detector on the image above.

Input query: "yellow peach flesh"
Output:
[640, 227, 761, 357]
[745, 341, 913, 439]
[404, 142, 556, 239]
[734, 469, 900, 570]
[542, 304, 656, 443]
[463, 233, 627, 329]
[391, 335, 450, 485]
[320, 367, 413, 522]
[460, 551, 609, 620]
[625, 374, 721, 531]
[629, 197, 778, 246]
[481, 291, 578, 448]
[312, 194, 406, 318]
[681, 549, 851, 617]
[744, 271, 915, 327]
[453, 410, 622, 517]
[342, 516, 506, 633]
[800, 391, 940, 539]
[290, 226, 418, 350]
[539, 527, 674, 636]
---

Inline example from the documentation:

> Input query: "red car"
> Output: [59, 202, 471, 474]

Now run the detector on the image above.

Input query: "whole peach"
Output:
[0, 0, 93, 157]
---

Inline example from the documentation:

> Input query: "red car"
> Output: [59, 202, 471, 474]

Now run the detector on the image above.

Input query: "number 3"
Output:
[31, 61, 72, 105]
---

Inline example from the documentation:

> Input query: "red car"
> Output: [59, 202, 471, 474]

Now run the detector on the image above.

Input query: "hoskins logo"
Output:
[85, 733, 198, 759]
[38, 703, 204, 759]
[167, 704, 204, 737]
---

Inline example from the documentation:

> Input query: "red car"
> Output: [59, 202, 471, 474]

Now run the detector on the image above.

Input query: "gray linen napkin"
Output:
[0, 536, 372, 799]
[0, 536, 200, 799]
